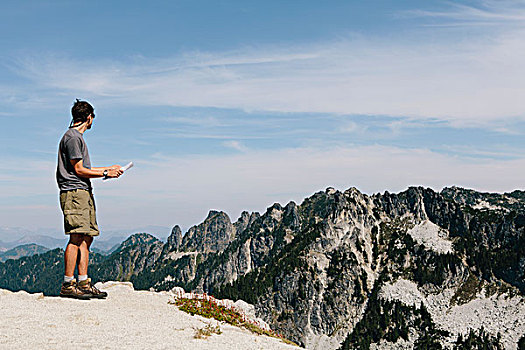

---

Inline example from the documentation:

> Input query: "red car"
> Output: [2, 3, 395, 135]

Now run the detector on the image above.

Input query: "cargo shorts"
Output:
[59, 189, 100, 236]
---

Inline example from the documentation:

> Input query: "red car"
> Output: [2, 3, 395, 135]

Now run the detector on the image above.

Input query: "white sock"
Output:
[78, 275, 88, 282]
[64, 275, 74, 283]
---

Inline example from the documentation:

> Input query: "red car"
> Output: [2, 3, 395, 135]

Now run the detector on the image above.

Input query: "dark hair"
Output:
[71, 99, 94, 123]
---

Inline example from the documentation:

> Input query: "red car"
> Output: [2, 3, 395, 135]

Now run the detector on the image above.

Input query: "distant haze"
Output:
[0, 225, 171, 251]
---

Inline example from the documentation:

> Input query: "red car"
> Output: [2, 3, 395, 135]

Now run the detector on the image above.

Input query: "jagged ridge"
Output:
[0, 186, 524, 349]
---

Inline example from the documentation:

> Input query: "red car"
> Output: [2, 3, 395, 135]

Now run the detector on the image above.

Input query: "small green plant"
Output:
[193, 322, 222, 339]
[169, 297, 298, 346]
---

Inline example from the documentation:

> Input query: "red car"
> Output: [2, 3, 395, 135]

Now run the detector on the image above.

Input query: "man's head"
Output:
[71, 99, 95, 129]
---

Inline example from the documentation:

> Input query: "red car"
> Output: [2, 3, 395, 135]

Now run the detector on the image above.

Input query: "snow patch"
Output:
[370, 330, 417, 350]
[167, 251, 198, 261]
[407, 220, 453, 254]
[433, 293, 525, 349]
[379, 279, 525, 349]
[472, 200, 509, 212]
[380, 279, 425, 307]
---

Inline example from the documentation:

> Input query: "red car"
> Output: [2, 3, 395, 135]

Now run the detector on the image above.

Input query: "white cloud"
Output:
[404, 1, 525, 24]
[222, 140, 248, 152]
[7, 6, 525, 126]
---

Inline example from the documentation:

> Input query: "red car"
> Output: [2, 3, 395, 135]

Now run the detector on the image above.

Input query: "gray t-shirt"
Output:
[56, 128, 92, 191]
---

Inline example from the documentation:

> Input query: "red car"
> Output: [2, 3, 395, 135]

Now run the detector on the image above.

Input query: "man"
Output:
[56, 99, 123, 299]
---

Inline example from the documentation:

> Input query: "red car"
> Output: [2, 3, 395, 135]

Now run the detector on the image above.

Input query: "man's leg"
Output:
[77, 235, 93, 277]
[61, 233, 92, 299]
[77, 234, 107, 298]
[64, 233, 83, 277]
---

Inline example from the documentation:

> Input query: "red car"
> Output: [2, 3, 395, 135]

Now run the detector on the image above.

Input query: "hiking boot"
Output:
[59, 279, 92, 300]
[77, 278, 108, 299]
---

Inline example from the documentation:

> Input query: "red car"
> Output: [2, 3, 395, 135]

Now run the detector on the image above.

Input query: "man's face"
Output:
[86, 113, 94, 130]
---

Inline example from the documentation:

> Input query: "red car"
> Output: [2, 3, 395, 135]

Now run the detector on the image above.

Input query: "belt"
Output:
[60, 188, 92, 194]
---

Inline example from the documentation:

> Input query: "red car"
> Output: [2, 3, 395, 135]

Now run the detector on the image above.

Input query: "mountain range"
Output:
[1, 186, 524, 349]
[0, 225, 171, 255]
[0, 235, 66, 251]
[0, 244, 49, 262]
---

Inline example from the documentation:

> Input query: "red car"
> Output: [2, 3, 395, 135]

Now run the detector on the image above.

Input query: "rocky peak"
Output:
[509, 190, 525, 201]
[267, 203, 283, 213]
[248, 212, 261, 226]
[442, 186, 525, 214]
[282, 202, 300, 230]
[166, 225, 183, 252]
[91, 233, 164, 281]
[206, 210, 221, 219]
[117, 233, 160, 252]
[326, 187, 337, 195]
[441, 186, 483, 206]
[180, 210, 235, 253]
[234, 211, 251, 235]
[342, 186, 360, 197]
[374, 186, 429, 222]
[260, 203, 284, 232]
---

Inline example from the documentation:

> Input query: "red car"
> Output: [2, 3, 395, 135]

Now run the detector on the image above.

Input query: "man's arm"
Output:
[91, 165, 121, 171]
[71, 159, 123, 179]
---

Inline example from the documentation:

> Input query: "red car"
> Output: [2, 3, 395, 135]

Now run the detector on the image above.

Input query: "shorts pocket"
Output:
[63, 209, 87, 233]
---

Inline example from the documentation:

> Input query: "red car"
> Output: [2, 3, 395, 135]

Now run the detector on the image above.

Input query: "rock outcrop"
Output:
[0, 282, 300, 350]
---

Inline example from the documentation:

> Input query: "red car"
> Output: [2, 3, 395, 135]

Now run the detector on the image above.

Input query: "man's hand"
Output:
[107, 167, 123, 178]
[71, 159, 125, 179]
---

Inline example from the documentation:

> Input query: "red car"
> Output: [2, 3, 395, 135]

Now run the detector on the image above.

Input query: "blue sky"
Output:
[1, 0, 524, 238]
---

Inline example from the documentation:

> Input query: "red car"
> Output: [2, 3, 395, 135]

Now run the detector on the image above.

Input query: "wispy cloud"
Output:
[6, 4, 525, 126]
[439, 144, 525, 159]
[222, 140, 248, 152]
[404, 1, 525, 25]
[147, 129, 267, 140]
[160, 116, 226, 127]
